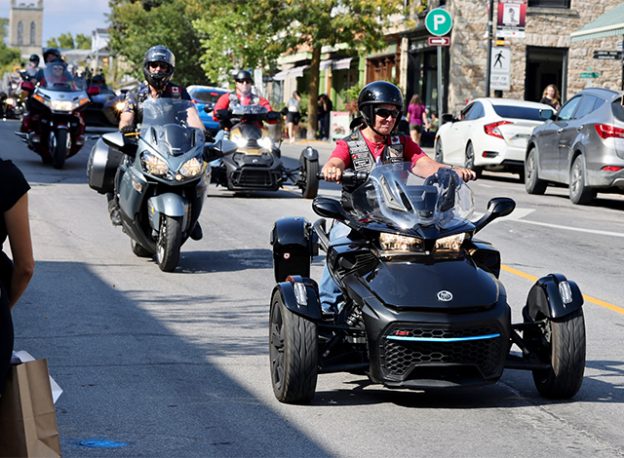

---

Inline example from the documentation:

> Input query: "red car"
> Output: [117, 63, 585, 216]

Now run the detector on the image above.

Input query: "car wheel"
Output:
[524, 147, 547, 195]
[434, 139, 443, 162]
[464, 142, 482, 177]
[569, 155, 596, 205]
[530, 309, 586, 399]
[269, 290, 318, 404]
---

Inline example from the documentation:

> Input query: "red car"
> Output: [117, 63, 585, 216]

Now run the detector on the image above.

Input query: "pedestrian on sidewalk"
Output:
[407, 94, 429, 146]
[286, 91, 301, 143]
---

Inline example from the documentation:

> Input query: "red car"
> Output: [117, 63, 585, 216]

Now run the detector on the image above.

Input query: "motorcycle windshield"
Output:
[349, 162, 474, 231]
[42, 63, 85, 91]
[140, 98, 204, 154]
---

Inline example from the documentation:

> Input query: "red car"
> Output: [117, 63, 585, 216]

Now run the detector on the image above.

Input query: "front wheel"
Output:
[156, 215, 182, 272]
[301, 158, 319, 199]
[269, 290, 318, 404]
[524, 147, 547, 195]
[530, 310, 586, 399]
[569, 155, 596, 204]
[52, 129, 70, 169]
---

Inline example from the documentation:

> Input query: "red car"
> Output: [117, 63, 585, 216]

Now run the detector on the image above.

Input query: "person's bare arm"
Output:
[321, 157, 346, 182]
[186, 106, 205, 131]
[412, 155, 476, 182]
[118, 110, 135, 131]
[5, 194, 34, 308]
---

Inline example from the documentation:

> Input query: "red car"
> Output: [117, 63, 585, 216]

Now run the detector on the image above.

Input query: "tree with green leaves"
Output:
[108, 0, 207, 87]
[75, 33, 92, 50]
[193, 0, 405, 139]
[47, 32, 75, 49]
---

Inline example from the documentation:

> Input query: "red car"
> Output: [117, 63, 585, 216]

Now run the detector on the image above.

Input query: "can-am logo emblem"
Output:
[437, 290, 453, 302]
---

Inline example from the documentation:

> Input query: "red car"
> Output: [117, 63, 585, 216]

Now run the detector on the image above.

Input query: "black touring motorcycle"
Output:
[211, 104, 319, 198]
[269, 163, 585, 403]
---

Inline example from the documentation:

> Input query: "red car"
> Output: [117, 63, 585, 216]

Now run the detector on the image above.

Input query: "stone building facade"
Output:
[8, 0, 43, 59]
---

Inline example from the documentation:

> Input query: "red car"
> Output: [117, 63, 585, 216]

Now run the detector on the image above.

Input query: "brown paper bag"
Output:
[0, 360, 61, 457]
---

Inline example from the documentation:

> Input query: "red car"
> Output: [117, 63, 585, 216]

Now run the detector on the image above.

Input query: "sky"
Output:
[1, 0, 110, 45]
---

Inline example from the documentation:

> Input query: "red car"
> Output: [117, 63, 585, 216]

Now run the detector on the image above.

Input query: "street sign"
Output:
[491, 47, 511, 91]
[425, 9, 453, 37]
[427, 36, 451, 46]
[593, 50, 622, 60]
[580, 72, 600, 79]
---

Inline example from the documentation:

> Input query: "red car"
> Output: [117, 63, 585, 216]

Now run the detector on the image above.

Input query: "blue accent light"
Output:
[386, 333, 501, 343]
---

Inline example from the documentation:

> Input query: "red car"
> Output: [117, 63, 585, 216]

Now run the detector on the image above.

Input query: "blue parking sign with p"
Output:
[425, 9, 453, 37]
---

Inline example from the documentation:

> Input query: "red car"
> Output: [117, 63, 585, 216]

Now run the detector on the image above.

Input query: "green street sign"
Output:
[580, 72, 600, 79]
[425, 8, 453, 37]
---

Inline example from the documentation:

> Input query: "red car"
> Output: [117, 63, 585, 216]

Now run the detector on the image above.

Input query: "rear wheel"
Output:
[156, 215, 182, 272]
[131, 239, 152, 258]
[301, 158, 319, 199]
[569, 155, 596, 204]
[524, 147, 547, 194]
[52, 129, 70, 169]
[530, 310, 586, 399]
[269, 290, 318, 404]
[434, 139, 444, 162]
[464, 142, 482, 177]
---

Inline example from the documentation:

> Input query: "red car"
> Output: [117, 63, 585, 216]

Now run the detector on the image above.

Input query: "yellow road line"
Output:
[501, 264, 624, 315]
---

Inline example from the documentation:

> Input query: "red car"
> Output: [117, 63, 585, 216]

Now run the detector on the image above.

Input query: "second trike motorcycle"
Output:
[87, 98, 235, 272]
[16, 62, 90, 168]
[211, 104, 319, 198]
[269, 163, 585, 403]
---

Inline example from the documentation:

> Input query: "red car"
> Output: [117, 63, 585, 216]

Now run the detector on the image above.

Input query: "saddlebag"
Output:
[87, 138, 123, 194]
[270, 217, 317, 282]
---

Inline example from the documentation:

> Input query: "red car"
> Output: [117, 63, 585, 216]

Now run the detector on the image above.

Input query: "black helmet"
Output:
[29, 54, 40, 65]
[357, 81, 404, 131]
[143, 45, 175, 90]
[234, 69, 253, 83]
[43, 48, 62, 63]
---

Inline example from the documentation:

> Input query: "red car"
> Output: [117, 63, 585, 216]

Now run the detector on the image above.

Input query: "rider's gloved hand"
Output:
[120, 125, 136, 135]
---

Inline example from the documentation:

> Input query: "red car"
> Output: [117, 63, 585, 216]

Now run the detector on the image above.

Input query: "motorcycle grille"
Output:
[232, 169, 275, 188]
[381, 325, 505, 380]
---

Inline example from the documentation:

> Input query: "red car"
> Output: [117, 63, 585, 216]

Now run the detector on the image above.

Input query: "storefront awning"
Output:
[319, 58, 354, 71]
[271, 65, 309, 81]
[571, 4, 624, 42]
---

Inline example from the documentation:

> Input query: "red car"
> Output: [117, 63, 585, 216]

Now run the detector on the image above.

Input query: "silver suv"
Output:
[524, 87, 624, 204]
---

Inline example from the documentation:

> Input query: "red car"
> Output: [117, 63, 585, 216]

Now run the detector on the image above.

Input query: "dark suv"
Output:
[524, 87, 624, 204]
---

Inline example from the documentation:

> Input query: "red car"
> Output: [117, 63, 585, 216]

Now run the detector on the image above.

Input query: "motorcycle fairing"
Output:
[523, 273, 583, 320]
[147, 193, 189, 231]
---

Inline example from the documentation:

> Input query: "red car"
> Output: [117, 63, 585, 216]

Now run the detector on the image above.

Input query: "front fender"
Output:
[147, 193, 187, 231]
[272, 276, 322, 322]
[300, 146, 319, 162]
[523, 273, 583, 320]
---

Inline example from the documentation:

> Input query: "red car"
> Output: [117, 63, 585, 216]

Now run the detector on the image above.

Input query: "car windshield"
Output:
[191, 90, 224, 104]
[42, 63, 85, 91]
[349, 163, 474, 231]
[491, 104, 550, 121]
[140, 98, 204, 154]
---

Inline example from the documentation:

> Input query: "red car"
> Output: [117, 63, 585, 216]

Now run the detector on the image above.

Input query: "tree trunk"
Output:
[306, 44, 321, 140]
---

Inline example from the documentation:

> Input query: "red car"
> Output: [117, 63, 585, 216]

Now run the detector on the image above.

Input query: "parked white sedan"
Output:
[434, 98, 555, 180]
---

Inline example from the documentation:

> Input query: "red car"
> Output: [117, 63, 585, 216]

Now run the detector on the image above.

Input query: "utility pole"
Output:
[485, 0, 495, 97]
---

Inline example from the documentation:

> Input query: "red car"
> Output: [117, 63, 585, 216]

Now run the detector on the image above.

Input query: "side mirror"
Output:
[441, 113, 455, 124]
[312, 197, 346, 221]
[101, 131, 125, 149]
[539, 109, 555, 121]
[473, 197, 516, 234]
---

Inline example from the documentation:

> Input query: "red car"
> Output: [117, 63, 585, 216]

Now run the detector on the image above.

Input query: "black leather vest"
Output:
[344, 128, 404, 172]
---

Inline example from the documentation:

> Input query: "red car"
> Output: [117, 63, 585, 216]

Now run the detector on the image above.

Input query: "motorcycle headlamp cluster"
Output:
[33, 94, 90, 112]
[114, 100, 126, 112]
[378, 232, 468, 257]
[434, 233, 467, 254]
[258, 136, 273, 150]
[232, 135, 248, 148]
[178, 157, 203, 179]
[141, 152, 169, 176]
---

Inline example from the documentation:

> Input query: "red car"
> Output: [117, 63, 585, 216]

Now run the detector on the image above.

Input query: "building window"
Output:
[528, 0, 570, 8]
[17, 21, 23, 45]
[30, 22, 36, 45]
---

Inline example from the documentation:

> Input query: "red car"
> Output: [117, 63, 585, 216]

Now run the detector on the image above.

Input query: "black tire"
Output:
[464, 142, 482, 177]
[52, 129, 69, 169]
[531, 309, 586, 399]
[569, 155, 596, 205]
[524, 147, 547, 195]
[434, 138, 443, 162]
[301, 158, 319, 199]
[269, 290, 318, 404]
[131, 239, 152, 258]
[156, 215, 182, 272]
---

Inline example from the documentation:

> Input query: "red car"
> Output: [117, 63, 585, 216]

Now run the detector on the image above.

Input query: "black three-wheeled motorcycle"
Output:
[269, 163, 585, 403]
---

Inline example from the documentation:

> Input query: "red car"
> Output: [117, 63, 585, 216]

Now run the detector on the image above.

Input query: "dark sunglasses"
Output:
[374, 108, 401, 119]
[236, 79, 253, 84]
[148, 62, 170, 70]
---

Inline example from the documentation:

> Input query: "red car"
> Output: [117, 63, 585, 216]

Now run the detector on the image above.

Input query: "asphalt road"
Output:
[1, 118, 624, 457]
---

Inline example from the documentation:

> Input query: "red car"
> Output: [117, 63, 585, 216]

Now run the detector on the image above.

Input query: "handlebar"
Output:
[317, 169, 369, 189]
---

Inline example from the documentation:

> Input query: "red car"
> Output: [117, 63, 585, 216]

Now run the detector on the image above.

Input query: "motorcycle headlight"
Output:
[114, 101, 126, 112]
[379, 233, 425, 253]
[5, 97, 15, 105]
[258, 136, 273, 150]
[232, 135, 247, 148]
[141, 152, 169, 176]
[177, 157, 204, 179]
[49, 100, 76, 111]
[433, 233, 467, 254]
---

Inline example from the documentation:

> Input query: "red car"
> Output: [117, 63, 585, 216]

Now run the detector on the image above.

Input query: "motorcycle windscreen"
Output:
[364, 258, 500, 310]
